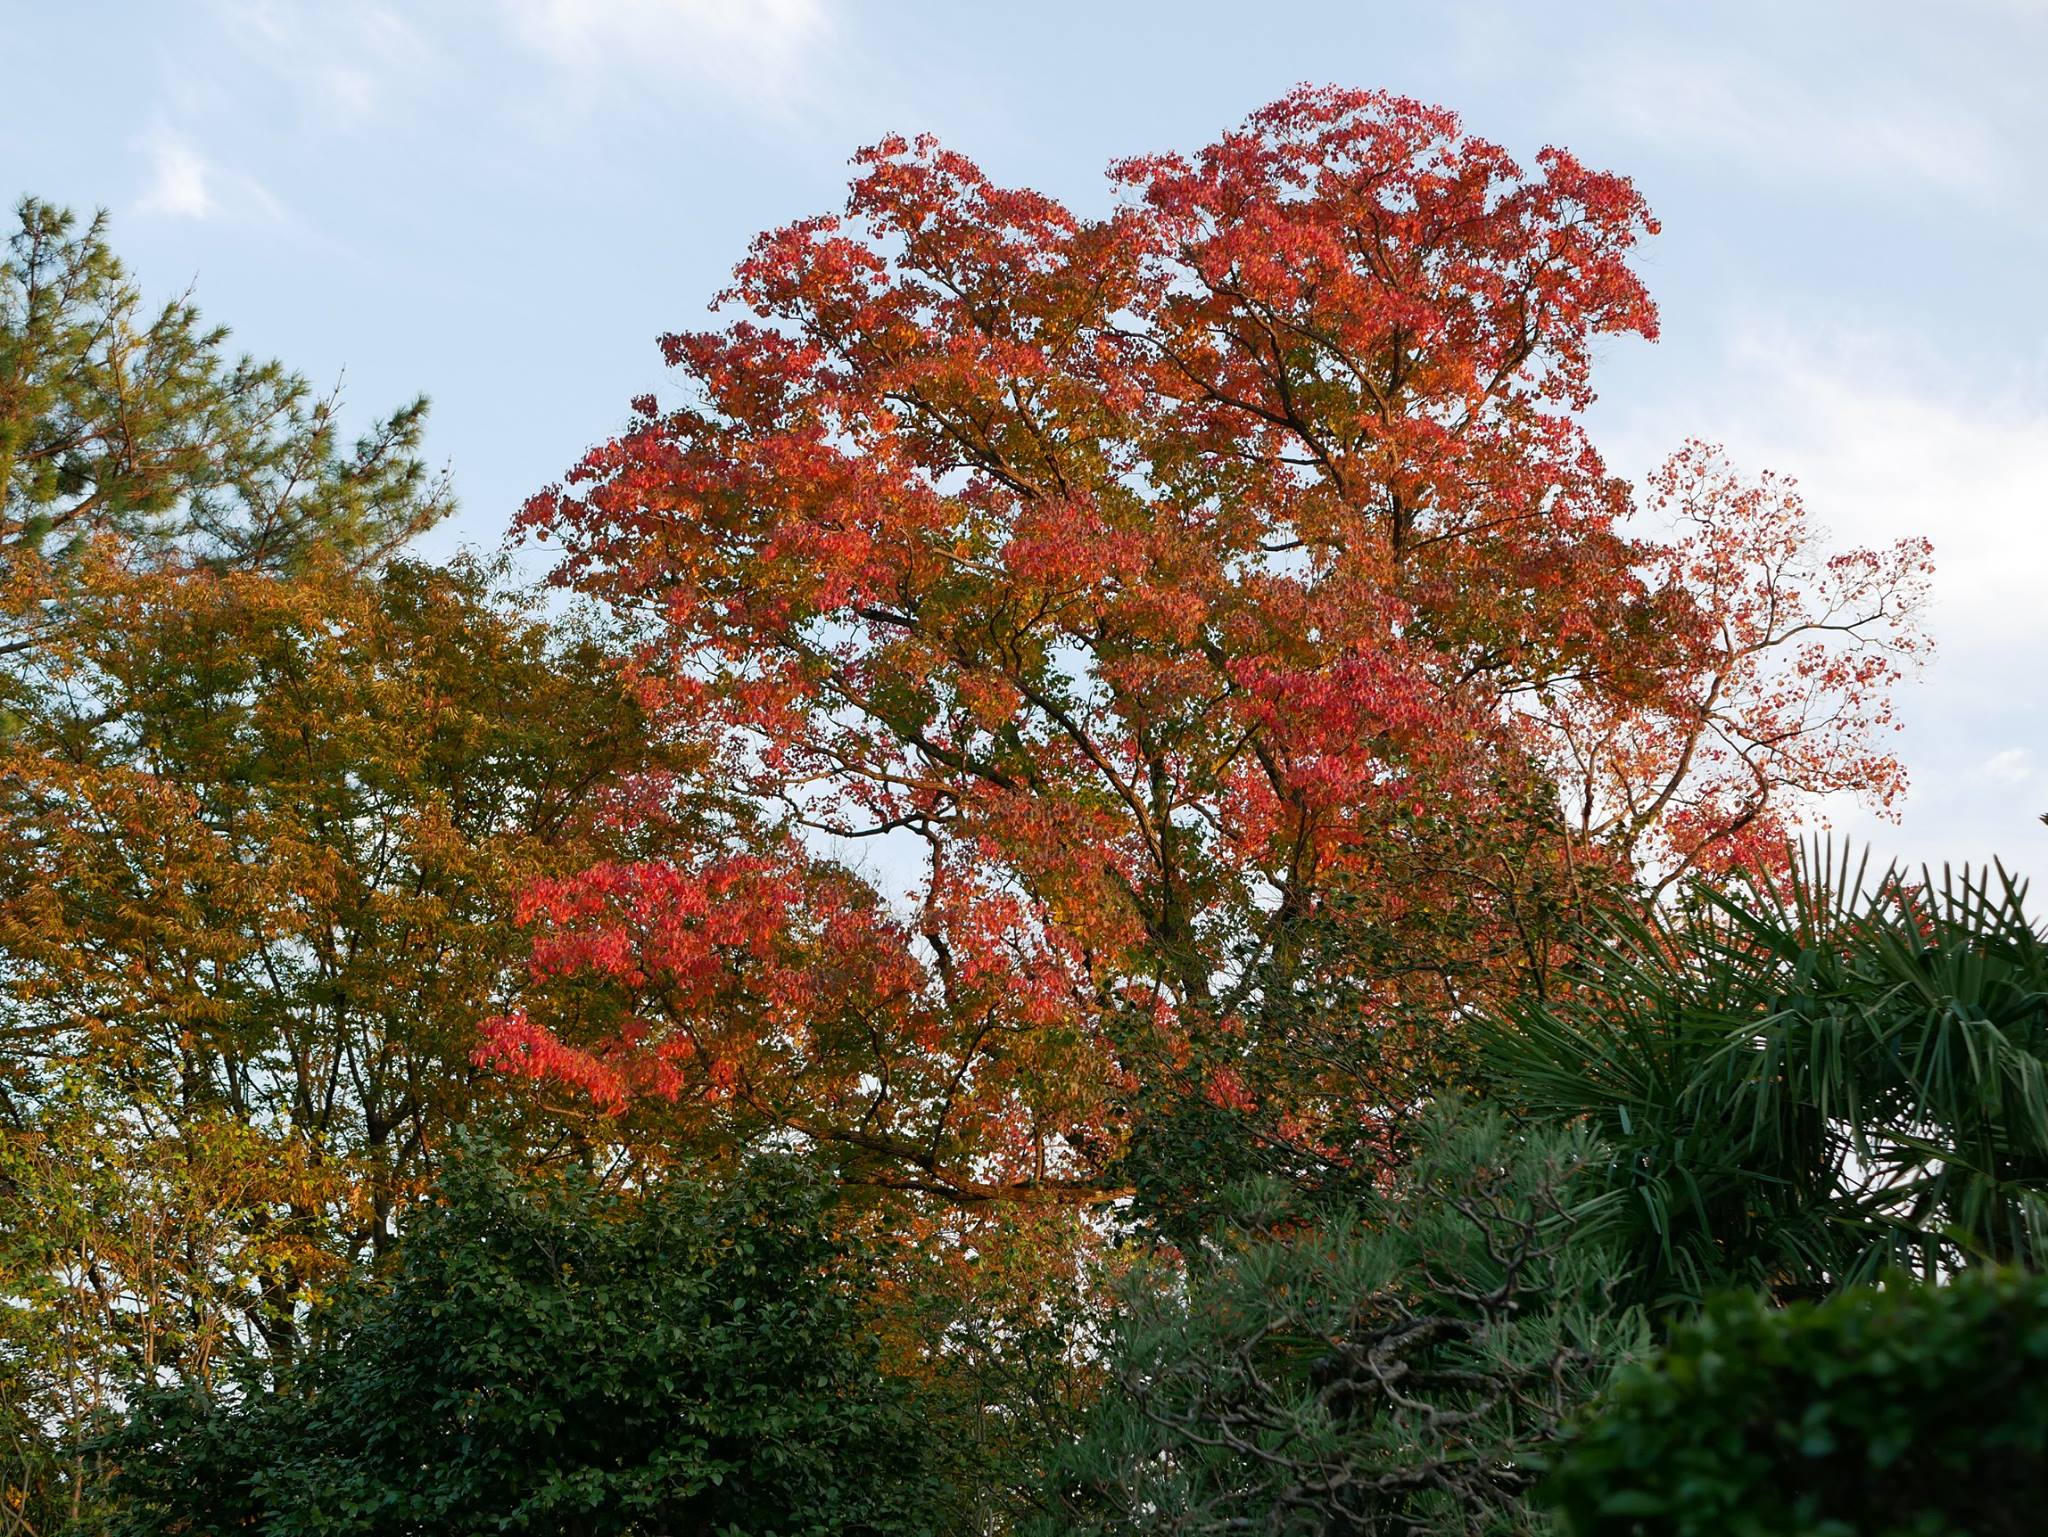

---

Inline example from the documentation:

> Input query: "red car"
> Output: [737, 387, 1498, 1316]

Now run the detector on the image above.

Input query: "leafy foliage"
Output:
[0, 549, 709, 1521]
[1481, 841, 2048, 1313]
[875, 1201, 1114, 1532]
[0, 199, 718, 1529]
[1544, 1267, 2048, 1537]
[100, 1151, 960, 1536]
[1043, 1106, 1644, 1535]
[490, 88, 1926, 1205]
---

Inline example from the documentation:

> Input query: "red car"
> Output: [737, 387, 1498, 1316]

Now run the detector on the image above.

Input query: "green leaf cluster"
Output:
[2, 197, 446, 578]
[1482, 841, 2048, 1314]
[1545, 1266, 2048, 1537]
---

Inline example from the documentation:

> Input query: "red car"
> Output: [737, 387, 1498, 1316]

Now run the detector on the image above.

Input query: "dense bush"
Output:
[98, 1152, 960, 1536]
[1545, 1267, 2048, 1536]
[1043, 1106, 1645, 1536]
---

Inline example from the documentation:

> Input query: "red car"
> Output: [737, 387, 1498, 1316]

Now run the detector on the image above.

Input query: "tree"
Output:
[0, 200, 718, 1525]
[1543, 1268, 2048, 1537]
[1043, 1105, 1644, 1536]
[0, 193, 477, 1530]
[1480, 841, 2048, 1315]
[99, 1151, 962, 1536]
[483, 88, 1927, 1205]
[1, 197, 442, 577]
[0, 549, 705, 1502]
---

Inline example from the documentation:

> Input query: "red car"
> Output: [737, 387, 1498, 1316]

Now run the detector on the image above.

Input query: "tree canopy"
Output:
[485, 87, 1929, 1209]
[1, 196, 443, 580]
[5, 81, 2027, 1537]
[0, 196, 704, 1530]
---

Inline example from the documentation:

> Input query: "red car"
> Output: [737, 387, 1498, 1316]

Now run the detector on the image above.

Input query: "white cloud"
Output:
[135, 133, 219, 219]
[214, 1, 432, 129]
[1698, 322, 2048, 641]
[1979, 748, 2036, 785]
[498, 0, 832, 110]
[1579, 47, 2016, 199]
[132, 128, 286, 225]
[1605, 316, 2048, 644]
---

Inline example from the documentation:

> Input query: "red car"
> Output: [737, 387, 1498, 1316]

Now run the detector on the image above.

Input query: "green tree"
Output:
[1544, 1268, 2048, 1537]
[1044, 1106, 1644, 1536]
[0, 198, 713, 1531]
[101, 1152, 963, 1536]
[1, 196, 443, 583]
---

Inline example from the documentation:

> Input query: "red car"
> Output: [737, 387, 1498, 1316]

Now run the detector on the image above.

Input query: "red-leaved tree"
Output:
[482, 88, 1929, 1205]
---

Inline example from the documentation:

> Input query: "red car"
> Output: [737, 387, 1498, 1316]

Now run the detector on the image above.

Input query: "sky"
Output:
[4, 0, 2046, 879]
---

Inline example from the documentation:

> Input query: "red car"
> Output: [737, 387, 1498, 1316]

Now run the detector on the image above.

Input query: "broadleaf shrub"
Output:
[1544, 1267, 2048, 1536]
[98, 1150, 960, 1536]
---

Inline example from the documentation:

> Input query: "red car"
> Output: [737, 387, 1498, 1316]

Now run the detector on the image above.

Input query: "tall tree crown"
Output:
[492, 88, 1928, 1203]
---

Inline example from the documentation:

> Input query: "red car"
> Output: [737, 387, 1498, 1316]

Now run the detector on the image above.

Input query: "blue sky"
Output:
[5, 0, 2045, 876]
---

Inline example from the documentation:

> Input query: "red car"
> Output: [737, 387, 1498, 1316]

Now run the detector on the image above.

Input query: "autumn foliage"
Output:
[0, 199, 713, 1516]
[2, 77, 2009, 1537]
[482, 88, 1930, 1204]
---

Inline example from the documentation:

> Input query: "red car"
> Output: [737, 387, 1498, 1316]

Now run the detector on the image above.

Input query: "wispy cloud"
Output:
[497, 0, 833, 113]
[134, 133, 219, 219]
[1978, 748, 2036, 786]
[1701, 322, 2048, 638]
[213, 0, 432, 130]
[1579, 46, 2017, 199]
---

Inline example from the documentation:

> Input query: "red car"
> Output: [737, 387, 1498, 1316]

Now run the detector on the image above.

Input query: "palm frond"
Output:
[1478, 837, 2048, 1313]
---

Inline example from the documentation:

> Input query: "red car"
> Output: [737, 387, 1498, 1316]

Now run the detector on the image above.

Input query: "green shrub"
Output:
[98, 1151, 960, 1536]
[1545, 1267, 2048, 1536]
